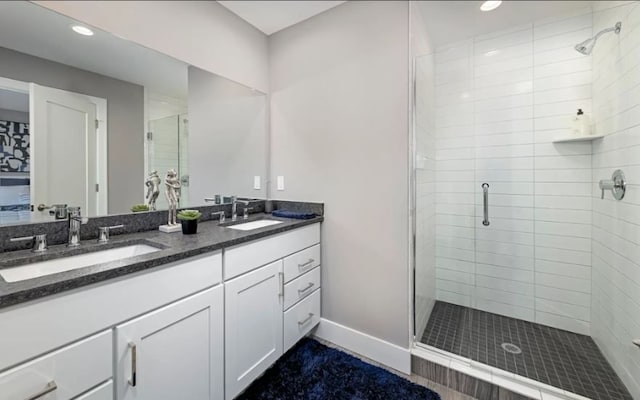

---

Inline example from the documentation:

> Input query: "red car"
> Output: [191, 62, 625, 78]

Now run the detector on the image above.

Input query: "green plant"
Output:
[177, 209, 202, 221]
[131, 204, 149, 212]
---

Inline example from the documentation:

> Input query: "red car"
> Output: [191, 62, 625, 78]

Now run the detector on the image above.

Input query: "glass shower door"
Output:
[148, 115, 188, 210]
[413, 52, 437, 340]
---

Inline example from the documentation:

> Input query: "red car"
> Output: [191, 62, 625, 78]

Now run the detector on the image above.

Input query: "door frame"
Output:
[0, 77, 29, 93]
[80, 94, 108, 215]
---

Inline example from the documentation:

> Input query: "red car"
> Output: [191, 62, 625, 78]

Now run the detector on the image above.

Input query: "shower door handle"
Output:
[482, 183, 490, 226]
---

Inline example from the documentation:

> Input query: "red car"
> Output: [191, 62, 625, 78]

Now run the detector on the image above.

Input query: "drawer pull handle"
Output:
[298, 258, 315, 270]
[298, 282, 315, 295]
[128, 342, 137, 387]
[25, 381, 57, 400]
[278, 272, 284, 297]
[298, 313, 314, 327]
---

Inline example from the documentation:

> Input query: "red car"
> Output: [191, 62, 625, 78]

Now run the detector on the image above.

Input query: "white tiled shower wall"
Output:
[434, 8, 595, 335]
[415, 52, 436, 339]
[590, 1, 640, 398]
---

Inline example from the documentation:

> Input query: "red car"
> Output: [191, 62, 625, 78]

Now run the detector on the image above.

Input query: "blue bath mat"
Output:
[237, 338, 441, 400]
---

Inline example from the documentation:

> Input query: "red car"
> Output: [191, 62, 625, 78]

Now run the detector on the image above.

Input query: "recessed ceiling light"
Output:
[480, 1, 502, 12]
[485, 49, 500, 57]
[71, 25, 94, 36]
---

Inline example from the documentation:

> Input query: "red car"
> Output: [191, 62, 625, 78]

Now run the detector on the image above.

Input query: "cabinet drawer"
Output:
[283, 244, 320, 283]
[283, 289, 321, 352]
[283, 266, 321, 310]
[75, 380, 113, 400]
[0, 330, 112, 400]
[225, 223, 320, 280]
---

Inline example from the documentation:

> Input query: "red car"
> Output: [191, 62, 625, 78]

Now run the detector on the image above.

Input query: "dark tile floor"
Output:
[420, 301, 633, 400]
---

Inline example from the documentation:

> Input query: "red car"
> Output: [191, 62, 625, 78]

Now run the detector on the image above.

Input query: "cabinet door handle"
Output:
[278, 272, 284, 297]
[298, 258, 315, 270]
[24, 381, 57, 400]
[128, 342, 137, 387]
[298, 313, 314, 326]
[298, 282, 315, 295]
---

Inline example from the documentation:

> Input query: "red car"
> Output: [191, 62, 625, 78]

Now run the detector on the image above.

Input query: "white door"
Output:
[225, 260, 283, 400]
[115, 286, 224, 400]
[29, 83, 97, 217]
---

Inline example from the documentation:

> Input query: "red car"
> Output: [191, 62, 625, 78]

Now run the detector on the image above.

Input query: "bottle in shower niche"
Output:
[572, 109, 592, 136]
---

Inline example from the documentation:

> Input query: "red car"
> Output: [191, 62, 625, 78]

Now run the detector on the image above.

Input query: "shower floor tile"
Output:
[420, 301, 633, 400]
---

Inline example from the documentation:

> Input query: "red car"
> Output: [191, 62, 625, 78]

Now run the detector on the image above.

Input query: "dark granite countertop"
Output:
[0, 214, 323, 309]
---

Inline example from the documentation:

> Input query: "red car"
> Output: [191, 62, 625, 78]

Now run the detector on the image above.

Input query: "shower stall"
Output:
[412, 2, 640, 399]
[147, 114, 189, 209]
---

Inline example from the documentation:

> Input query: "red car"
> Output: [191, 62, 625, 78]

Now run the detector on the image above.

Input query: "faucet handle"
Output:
[599, 170, 626, 200]
[211, 211, 226, 223]
[48, 204, 68, 219]
[97, 225, 124, 243]
[67, 206, 88, 223]
[10, 234, 48, 252]
[204, 195, 222, 204]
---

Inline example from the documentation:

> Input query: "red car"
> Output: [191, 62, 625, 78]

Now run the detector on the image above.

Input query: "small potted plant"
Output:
[177, 209, 202, 235]
[131, 204, 149, 213]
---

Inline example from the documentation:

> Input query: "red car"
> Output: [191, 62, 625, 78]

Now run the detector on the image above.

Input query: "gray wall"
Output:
[269, 1, 411, 347]
[188, 66, 268, 203]
[37, 1, 269, 93]
[0, 47, 144, 214]
[0, 109, 28, 124]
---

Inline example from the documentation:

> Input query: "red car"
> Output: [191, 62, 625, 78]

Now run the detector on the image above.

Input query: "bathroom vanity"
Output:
[0, 216, 322, 400]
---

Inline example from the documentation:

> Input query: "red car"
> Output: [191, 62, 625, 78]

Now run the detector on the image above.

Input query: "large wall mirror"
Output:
[0, 1, 268, 225]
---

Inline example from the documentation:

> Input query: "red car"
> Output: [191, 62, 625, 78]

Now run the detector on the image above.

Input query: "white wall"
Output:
[188, 67, 267, 203]
[590, 1, 640, 398]
[269, 1, 411, 347]
[433, 8, 594, 335]
[34, 1, 269, 93]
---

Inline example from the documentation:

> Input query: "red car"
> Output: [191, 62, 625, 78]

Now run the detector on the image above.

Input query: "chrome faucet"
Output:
[231, 197, 250, 222]
[67, 206, 88, 247]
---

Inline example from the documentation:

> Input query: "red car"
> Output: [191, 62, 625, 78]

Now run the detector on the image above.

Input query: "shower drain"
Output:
[501, 343, 522, 355]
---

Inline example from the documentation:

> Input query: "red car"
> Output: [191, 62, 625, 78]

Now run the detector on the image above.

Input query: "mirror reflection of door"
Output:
[30, 83, 106, 220]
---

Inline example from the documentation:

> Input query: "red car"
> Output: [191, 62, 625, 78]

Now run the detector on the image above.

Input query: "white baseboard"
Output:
[313, 318, 411, 375]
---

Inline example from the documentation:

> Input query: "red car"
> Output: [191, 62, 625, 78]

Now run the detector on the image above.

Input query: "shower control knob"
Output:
[599, 170, 626, 200]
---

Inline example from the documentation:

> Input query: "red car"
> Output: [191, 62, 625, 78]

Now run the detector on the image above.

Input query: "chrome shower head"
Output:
[575, 22, 622, 55]
[575, 38, 596, 55]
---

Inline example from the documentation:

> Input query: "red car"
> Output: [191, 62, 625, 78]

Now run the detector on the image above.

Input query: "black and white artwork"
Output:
[0, 119, 30, 172]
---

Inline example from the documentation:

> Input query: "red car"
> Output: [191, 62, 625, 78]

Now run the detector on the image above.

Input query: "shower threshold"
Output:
[417, 301, 632, 400]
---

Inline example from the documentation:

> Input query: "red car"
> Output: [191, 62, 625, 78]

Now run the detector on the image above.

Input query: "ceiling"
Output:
[218, 1, 346, 35]
[416, 1, 593, 47]
[0, 2, 188, 99]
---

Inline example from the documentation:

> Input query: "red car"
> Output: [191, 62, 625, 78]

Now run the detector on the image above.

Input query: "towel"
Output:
[271, 210, 316, 220]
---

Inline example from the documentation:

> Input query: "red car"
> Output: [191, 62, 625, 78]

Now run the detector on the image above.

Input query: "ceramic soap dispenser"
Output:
[572, 109, 592, 136]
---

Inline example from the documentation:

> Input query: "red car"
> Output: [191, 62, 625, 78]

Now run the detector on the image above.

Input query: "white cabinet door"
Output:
[225, 260, 283, 400]
[115, 286, 223, 400]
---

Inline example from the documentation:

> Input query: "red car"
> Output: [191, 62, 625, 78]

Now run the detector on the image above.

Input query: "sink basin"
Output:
[0, 244, 161, 283]
[226, 220, 283, 231]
